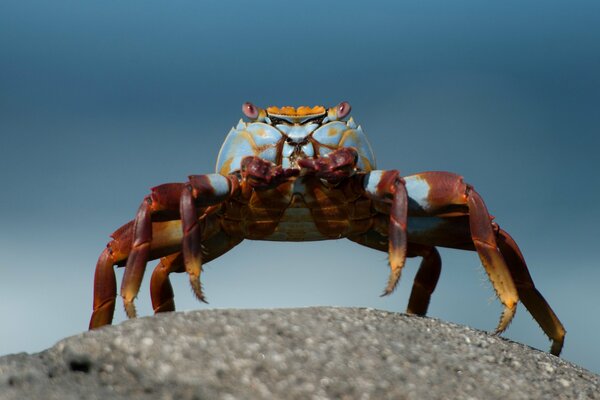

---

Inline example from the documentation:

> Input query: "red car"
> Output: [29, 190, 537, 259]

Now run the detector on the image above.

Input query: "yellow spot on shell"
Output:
[327, 126, 340, 137]
[219, 157, 233, 175]
[339, 129, 358, 145]
[255, 127, 266, 137]
[360, 156, 374, 172]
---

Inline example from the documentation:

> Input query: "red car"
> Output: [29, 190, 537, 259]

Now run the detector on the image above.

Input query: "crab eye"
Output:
[337, 101, 351, 119]
[242, 102, 259, 119]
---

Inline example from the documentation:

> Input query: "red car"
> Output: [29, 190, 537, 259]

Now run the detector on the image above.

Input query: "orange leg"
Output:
[465, 186, 519, 333]
[406, 244, 442, 316]
[496, 227, 566, 355]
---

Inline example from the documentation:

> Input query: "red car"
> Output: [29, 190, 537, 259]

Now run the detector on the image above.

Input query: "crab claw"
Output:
[241, 156, 299, 189]
[298, 147, 359, 184]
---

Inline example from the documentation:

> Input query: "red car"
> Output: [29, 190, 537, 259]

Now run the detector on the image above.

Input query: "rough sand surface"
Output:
[1, 307, 598, 399]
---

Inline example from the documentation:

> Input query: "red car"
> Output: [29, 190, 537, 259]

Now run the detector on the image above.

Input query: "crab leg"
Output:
[406, 244, 442, 316]
[406, 172, 519, 333]
[122, 174, 238, 317]
[149, 225, 245, 314]
[363, 170, 408, 295]
[89, 248, 118, 329]
[121, 183, 186, 318]
[150, 252, 185, 314]
[347, 230, 442, 316]
[89, 219, 184, 329]
[180, 183, 205, 303]
[495, 227, 566, 355]
[180, 174, 238, 303]
[465, 186, 519, 333]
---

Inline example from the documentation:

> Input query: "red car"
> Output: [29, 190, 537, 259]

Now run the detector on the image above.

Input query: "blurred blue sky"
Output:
[1, 1, 599, 373]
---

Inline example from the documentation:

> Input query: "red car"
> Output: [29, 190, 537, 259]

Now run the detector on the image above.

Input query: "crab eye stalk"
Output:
[328, 101, 351, 121]
[242, 102, 259, 120]
[337, 101, 351, 119]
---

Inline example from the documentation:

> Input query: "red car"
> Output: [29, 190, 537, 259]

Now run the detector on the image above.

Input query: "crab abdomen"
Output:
[221, 175, 373, 241]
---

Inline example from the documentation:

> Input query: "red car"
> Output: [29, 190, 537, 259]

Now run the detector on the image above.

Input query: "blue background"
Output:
[1, 1, 599, 373]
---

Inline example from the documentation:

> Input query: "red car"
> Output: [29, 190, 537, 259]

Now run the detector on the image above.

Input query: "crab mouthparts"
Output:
[288, 146, 311, 168]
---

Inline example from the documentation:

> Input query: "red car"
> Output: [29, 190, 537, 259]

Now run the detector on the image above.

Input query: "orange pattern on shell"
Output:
[266, 105, 326, 116]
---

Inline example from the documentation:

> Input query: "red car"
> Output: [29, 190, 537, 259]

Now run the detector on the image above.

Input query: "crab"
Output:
[89, 101, 566, 356]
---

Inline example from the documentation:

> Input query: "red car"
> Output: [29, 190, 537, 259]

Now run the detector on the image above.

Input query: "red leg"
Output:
[90, 220, 137, 330]
[180, 184, 206, 303]
[122, 176, 238, 316]
[405, 172, 519, 332]
[406, 245, 442, 316]
[386, 173, 408, 295]
[150, 252, 185, 314]
[347, 230, 440, 315]
[90, 218, 186, 329]
[496, 227, 566, 355]
[363, 170, 408, 295]
[121, 183, 185, 318]
[179, 174, 238, 303]
[89, 248, 117, 329]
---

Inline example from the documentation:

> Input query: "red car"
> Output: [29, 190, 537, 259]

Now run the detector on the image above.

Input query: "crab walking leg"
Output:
[180, 184, 206, 303]
[406, 244, 442, 316]
[180, 174, 237, 303]
[150, 227, 244, 314]
[348, 230, 442, 317]
[150, 252, 185, 314]
[89, 219, 184, 329]
[121, 183, 186, 318]
[363, 170, 408, 295]
[465, 186, 519, 333]
[89, 248, 117, 329]
[387, 175, 409, 295]
[495, 227, 566, 355]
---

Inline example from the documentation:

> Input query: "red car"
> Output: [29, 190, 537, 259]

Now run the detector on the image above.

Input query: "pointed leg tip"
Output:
[550, 340, 564, 357]
[124, 300, 137, 319]
[381, 276, 401, 297]
[195, 288, 208, 303]
[494, 304, 517, 335]
[189, 277, 208, 304]
[194, 292, 208, 304]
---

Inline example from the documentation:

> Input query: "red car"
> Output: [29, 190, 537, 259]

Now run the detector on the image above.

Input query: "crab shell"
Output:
[215, 103, 376, 174]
